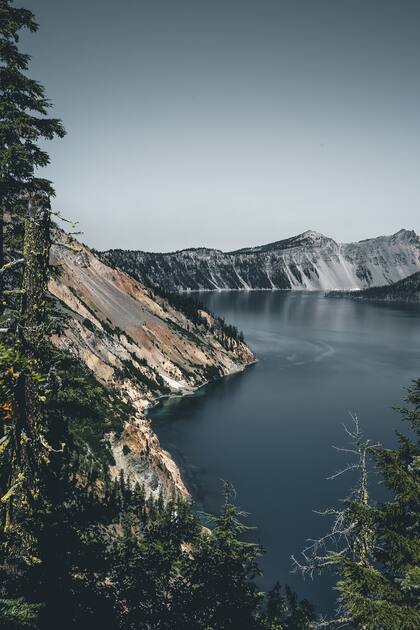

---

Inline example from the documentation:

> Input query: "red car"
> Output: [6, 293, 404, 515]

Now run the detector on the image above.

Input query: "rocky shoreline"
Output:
[49, 231, 255, 499]
[113, 356, 256, 501]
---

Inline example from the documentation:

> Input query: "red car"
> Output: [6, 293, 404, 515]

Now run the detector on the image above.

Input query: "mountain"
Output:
[49, 231, 255, 499]
[327, 270, 420, 303]
[102, 229, 420, 292]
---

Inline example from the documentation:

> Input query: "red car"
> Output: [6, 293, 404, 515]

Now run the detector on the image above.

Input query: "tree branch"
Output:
[0, 258, 24, 275]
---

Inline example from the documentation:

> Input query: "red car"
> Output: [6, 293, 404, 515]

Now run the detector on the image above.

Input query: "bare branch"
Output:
[327, 463, 358, 480]
[311, 616, 350, 629]
[292, 412, 376, 619]
[332, 445, 359, 455]
[51, 210, 79, 227]
[0, 258, 25, 275]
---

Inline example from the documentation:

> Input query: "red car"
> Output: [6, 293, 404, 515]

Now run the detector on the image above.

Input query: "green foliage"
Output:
[175, 482, 264, 630]
[0, 0, 65, 201]
[0, 597, 42, 630]
[116, 355, 169, 395]
[45, 352, 132, 466]
[328, 270, 420, 304]
[296, 380, 420, 629]
[81, 317, 97, 333]
[264, 583, 315, 630]
[106, 482, 313, 630]
[204, 364, 223, 381]
[335, 381, 420, 629]
[156, 289, 245, 344]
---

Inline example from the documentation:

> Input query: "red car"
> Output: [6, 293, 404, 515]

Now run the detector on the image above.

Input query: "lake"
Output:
[149, 291, 420, 612]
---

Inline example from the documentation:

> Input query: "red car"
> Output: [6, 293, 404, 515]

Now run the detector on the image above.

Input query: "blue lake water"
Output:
[149, 292, 420, 612]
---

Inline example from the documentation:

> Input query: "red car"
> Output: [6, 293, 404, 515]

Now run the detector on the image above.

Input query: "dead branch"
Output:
[0, 258, 25, 275]
[51, 210, 79, 227]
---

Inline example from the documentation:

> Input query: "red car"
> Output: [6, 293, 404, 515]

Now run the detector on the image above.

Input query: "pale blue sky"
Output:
[23, 0, 420, 251]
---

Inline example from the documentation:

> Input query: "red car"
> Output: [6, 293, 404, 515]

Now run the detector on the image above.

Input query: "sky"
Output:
[22, 0, 420, 252]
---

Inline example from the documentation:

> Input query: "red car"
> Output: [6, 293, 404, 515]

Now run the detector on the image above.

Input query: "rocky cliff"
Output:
[103, 229, 420, 292]
[49, 231, 255, 500]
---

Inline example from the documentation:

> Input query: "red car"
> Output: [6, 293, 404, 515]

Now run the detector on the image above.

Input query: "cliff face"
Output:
[49, 232, 255, 499]
[103, 229, 420, 292]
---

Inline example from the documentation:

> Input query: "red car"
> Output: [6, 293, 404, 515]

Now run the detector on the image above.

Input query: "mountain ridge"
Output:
[102, 228, 420, 292]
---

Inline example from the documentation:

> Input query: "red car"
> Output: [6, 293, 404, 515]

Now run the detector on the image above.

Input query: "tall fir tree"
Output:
[294, 383, 420, 629]
[176, 482, 264, 630]
[0, 0, 65, 313]
[0, 2, 65, 627]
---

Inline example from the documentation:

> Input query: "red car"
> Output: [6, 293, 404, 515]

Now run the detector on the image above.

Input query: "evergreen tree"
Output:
[0, 0, 65, 313]
[0, 597, 42, 629]
[294, 383, 420, 629]
[264, 582, 314, 630]
[175, 482, 264, 630]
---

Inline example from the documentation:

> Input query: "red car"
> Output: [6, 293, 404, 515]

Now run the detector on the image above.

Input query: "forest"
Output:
[0, 2, 419, 628]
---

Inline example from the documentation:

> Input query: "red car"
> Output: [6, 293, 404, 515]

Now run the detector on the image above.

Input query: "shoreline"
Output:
[143, 355, 258, 498]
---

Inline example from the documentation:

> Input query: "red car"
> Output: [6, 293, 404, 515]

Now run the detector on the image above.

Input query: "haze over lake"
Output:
[150, 292, 420, 609]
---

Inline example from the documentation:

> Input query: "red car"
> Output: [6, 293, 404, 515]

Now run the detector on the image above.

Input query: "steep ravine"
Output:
[49, 231, 255, 499]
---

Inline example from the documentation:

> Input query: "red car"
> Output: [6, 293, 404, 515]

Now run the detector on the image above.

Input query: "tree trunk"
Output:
[16, 193, 51, 492]
[0, 204, 4, 316]
[20, 194, 50, 357]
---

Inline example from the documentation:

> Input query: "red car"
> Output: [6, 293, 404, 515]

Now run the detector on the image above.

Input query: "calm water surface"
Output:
[149, 292, 420, 611]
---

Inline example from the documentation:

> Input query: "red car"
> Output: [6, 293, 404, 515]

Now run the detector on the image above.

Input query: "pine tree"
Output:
[294, 384, 420, 629]
[264, 582, 314, 630]
[0, 0, 65, 533]
[0, 0, 65, 314]
[176, 482, 264, 630]
[360, 380, 420, 629]
[0, 596, 42, 629]
[0, 2, 68, 626]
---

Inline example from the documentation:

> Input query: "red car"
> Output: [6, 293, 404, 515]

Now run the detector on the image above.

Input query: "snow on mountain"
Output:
[102, 229, 420, 292]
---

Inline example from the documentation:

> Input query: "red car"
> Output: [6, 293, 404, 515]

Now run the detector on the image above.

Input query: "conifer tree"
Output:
[0, 0, 65, 524]
[0, 3, 65, 627]
[294, 383, 420, 629]
[0, 0, 64, 313]
[176, 482, 264, 629]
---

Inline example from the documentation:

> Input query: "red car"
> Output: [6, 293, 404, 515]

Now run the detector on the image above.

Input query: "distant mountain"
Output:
[102, 229, 420, 292]
[327, 270, 420, 303]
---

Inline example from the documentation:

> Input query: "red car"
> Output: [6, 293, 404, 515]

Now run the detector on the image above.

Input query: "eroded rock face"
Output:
[103, 229, 420, 292]
[49, 232, 255, 499]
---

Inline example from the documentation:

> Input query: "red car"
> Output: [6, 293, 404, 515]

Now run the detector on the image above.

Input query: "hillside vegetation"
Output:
[327, 270, 420, 303]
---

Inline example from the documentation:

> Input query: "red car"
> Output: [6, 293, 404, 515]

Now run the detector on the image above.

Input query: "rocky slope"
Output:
[103, 229, 420, 292]
[327, 270, 420, 303]
[49, 231, 255, 500]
